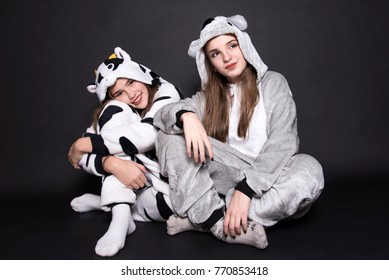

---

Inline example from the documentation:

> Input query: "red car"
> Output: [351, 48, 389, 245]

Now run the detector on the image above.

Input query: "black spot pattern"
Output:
[97, 73, 103, 84]
[103, 58, 123, 71]
[156, 192, 174, 220]
[119, 137, 138, 156]
[98, 105, 123, 129]
[141, 117, 153, 126]
[138, 64, 147, 73]
[202, 17, 215, 29]
[149, 71, 160, 79]
[153, 96, 171, 103]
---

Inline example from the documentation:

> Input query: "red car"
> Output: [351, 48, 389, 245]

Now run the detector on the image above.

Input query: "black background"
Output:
[1, 0, 388, 259]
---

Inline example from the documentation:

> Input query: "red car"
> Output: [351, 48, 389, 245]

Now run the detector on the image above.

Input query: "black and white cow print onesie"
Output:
[79, 77, 182, 222]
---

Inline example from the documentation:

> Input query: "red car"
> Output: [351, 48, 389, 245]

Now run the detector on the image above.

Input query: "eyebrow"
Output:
[110, 86, 123, 98]
[110, 79, 132, 97]
[207, 39, 238, 55]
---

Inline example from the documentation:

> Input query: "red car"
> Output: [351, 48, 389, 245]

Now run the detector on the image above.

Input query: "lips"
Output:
[225, 62, 237, 70]
[132, 94, 142, 106]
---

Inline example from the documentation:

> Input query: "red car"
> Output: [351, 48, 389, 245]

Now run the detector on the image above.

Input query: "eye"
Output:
[210, 51, 220, 58]
[112, 91, 123, 98]
[127, 79, 135, 86]
[228, 42, 239, 49]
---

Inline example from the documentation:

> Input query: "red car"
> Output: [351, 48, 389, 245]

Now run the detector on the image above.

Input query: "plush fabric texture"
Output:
[154, 14, 324, 228]
[188, 15, 268, 88]
[87, 47, 156, 102]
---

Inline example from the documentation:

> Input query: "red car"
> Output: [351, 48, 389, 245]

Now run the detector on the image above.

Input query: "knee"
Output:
[156, 131, 186, 154]
[295, 154, 325, 197]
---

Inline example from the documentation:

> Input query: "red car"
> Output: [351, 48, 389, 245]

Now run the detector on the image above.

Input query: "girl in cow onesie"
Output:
[68, 47, 202, 257]
[154, 15, 325, 249]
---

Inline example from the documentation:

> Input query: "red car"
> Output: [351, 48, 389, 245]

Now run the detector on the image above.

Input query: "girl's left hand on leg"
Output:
[223, 190, 251, 237]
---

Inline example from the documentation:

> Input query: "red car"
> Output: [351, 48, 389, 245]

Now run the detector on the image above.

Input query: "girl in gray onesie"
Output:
[154, 15, 325, 249]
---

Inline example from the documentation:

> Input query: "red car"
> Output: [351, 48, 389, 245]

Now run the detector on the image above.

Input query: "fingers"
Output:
[234, 216, 242, 236]
[181, 113, 213, 163]
[228, 216, 238, 237]
[223, 214, 241, 238]
[186, 138, 213, 163]
[203, 137, 214, 161]
[136, 162, 148, 174]
[223, 191, 251, 237]
[129, 179, 142, 190]
[68, 144, 84, 169]
[198, 140, 205, 163]
[125, 173, 147, 190]
[185, 138, 201, 163]
[139, 172, 147, 185]
[186, 138, 192, 158]
[68, 153, 80, 169]
[132, 166, 148, 188]
[223, 213, 230, 236]
[241, 214, 248, 234]
[192, 141, 199, 163]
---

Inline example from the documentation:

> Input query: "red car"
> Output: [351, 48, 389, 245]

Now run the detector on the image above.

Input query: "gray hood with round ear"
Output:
[188, 15, 268, 88]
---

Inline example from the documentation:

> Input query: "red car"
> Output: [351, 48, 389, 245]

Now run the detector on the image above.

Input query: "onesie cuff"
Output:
[94, 155, 109, 175]
[82, 132, 95, 138]
[235, 178, 255, 199]
[175, 110, 194, 129]
[89, 134, 109, 155]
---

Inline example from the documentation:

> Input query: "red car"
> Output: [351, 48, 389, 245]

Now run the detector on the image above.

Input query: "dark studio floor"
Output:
[1, 173, 388, 260]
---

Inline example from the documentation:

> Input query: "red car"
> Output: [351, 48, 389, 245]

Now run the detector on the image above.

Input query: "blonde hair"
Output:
[202, 54, 259, 142]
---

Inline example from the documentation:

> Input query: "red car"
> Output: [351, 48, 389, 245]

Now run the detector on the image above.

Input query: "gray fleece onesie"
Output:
[153, 15, 324, 227]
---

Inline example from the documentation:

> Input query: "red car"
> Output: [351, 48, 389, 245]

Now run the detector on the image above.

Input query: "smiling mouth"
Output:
[225, 62, 237, 70]
[133, 94, 142, 105]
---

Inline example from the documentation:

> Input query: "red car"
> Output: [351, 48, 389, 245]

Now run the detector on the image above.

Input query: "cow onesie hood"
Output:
[87, 47, 157, 102]
[79, 47, 182, 221]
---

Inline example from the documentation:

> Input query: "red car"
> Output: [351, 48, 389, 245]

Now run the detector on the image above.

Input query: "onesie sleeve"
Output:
[77, 100, 141, 176]
[153, 90, 206, 134]
[91, 80, 182, 157]
[78, 153, 108, 177]
[242, 72, 299, 196]
[77, 126, 108, 176]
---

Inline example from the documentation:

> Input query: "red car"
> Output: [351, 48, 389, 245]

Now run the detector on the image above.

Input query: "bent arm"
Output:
[93, 81, 182, 156]
[153, 90, 206, 134]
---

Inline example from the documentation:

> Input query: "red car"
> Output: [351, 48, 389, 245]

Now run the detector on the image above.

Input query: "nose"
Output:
[223, 52, 232, 62]
[124, 89, 136, 100]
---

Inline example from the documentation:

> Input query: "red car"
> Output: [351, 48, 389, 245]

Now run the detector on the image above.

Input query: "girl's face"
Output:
[109, 78, 149, 109]
[205, 34, 247, 84]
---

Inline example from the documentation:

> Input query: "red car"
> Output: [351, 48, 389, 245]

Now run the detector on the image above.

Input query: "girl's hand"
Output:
[68, 137, 92, 169]
[103, 156, 148, 190]
[181, 112, 214, 163]
[223, 190, 251, 237]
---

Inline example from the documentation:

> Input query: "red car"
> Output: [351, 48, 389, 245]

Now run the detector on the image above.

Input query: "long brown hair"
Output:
[91, 81, 158, 131]
[202, 55, 259, 142]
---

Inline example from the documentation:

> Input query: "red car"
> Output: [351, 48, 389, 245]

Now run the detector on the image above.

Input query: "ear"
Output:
[86, 83, 96, 93]
[114, 47, 131, 60]
[227, 15, 247, 31]
[188, 39, 199, 58]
